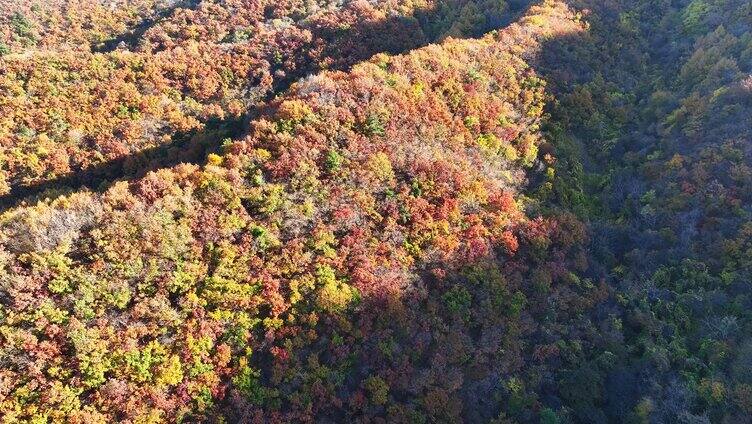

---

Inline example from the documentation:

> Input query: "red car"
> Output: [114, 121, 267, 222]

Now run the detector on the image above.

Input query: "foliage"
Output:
[1, 0, 750, 422]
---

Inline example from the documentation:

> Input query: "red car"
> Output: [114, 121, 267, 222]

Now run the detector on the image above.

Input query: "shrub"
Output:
[364, 376, 389, 406]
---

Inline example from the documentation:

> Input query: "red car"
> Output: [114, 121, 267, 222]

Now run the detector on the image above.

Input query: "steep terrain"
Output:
[0, 0, 751, 423]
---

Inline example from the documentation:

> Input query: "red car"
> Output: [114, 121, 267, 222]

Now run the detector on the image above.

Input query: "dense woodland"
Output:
[0, 0, 751, 422]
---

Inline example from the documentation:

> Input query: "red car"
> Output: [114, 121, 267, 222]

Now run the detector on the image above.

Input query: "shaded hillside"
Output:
[537, 0, 752, 422]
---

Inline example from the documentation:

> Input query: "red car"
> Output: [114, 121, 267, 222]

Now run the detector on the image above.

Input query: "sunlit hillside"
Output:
[1, 0, 751, 422]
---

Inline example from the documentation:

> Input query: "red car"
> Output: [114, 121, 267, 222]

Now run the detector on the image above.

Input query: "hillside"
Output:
[0, 0, 751, 423]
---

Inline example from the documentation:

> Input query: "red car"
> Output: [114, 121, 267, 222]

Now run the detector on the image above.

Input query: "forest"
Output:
[0, 0, 751, 422]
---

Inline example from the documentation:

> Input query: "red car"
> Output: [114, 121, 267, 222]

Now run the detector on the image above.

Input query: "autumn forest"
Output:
[0, 0, 751, 422]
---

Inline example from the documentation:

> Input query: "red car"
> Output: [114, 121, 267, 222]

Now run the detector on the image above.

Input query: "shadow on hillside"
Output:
[0, 115, 245, 210]
[92, 0, 201, 53]
[0, 0, 535, 212]
[530, 3, 667, 423]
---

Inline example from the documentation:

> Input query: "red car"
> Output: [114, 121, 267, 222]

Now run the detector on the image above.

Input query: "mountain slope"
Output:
[1, 0, 751, 423]
[0, 2, 594, 422]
